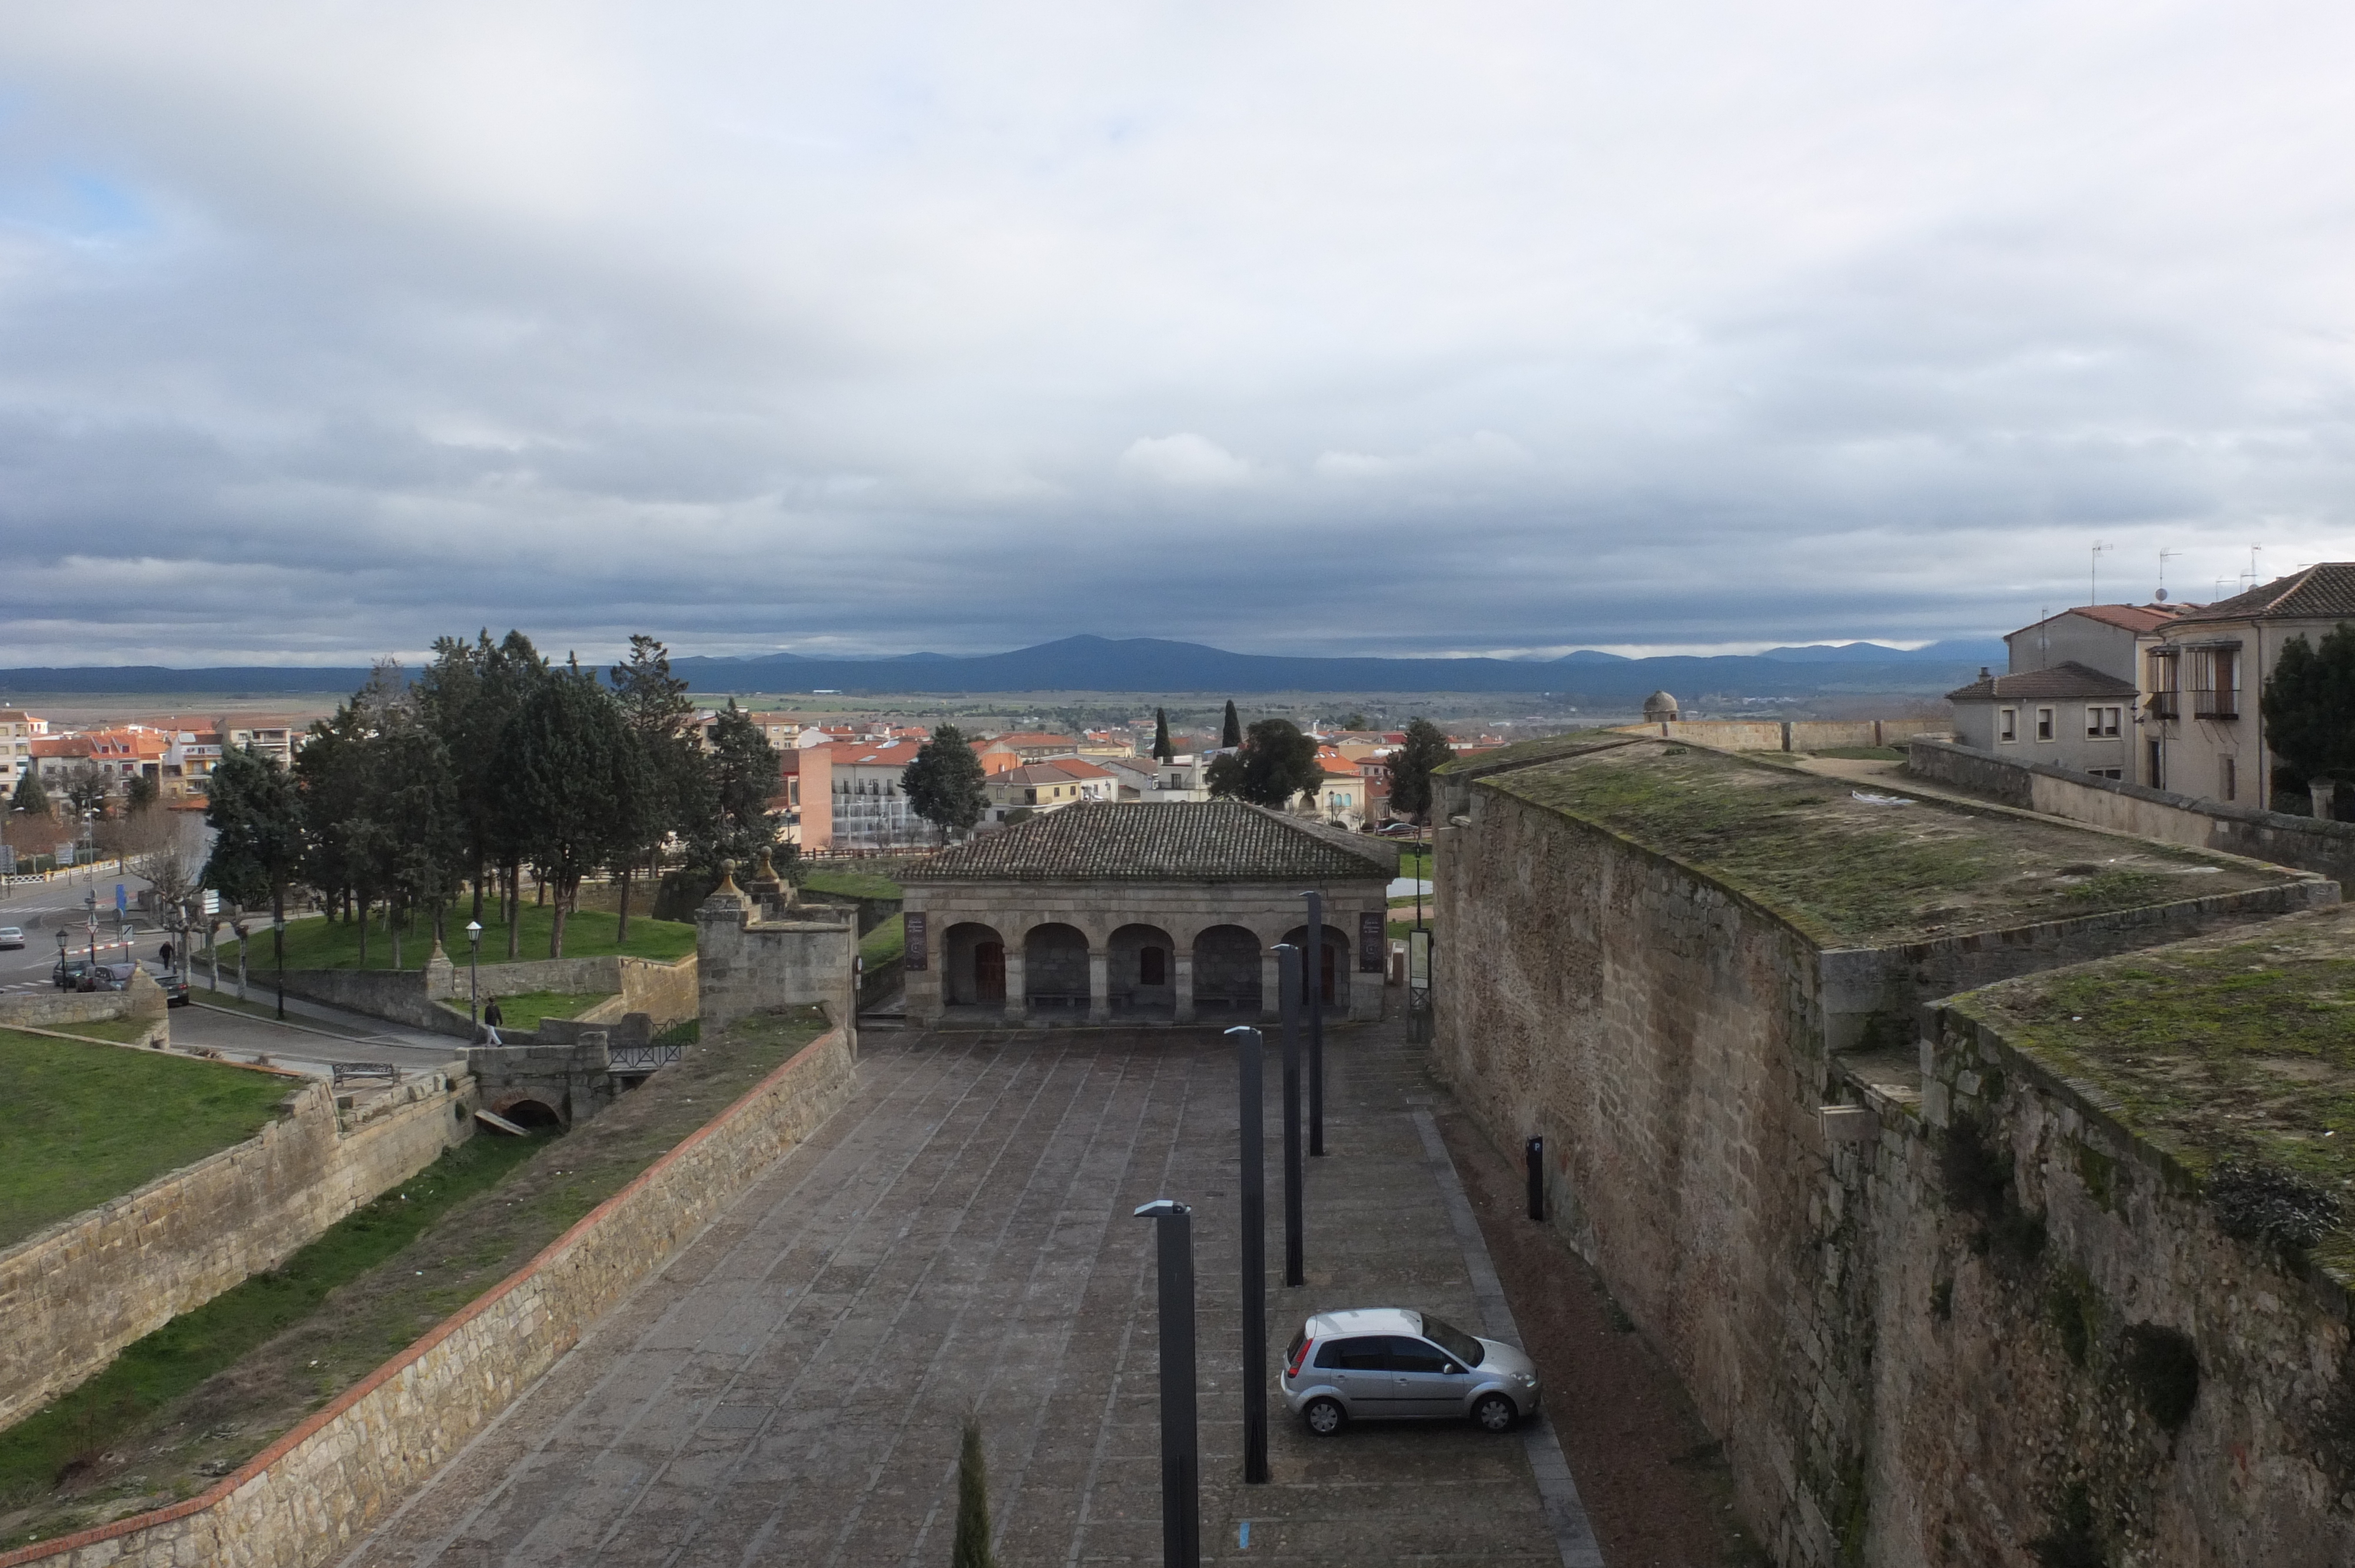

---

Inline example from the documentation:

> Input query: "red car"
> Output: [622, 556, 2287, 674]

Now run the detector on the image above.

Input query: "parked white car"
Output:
[1281, 1307, 1541, 1435]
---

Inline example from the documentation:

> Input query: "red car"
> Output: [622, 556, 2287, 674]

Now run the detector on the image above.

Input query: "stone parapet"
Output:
[0, 1022, 855, 1568]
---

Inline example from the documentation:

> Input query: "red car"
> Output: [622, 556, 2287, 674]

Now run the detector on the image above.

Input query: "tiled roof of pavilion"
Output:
[904, 801, 1394, 883]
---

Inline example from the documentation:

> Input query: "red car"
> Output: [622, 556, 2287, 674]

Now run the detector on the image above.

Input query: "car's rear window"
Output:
[1417, 1313, 1485, 1367]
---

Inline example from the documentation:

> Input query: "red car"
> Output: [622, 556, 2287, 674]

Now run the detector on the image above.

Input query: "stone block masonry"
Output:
[0, 1021, 857, 1568]
[1433, 752, 2352, 1567]
[0, 970, 168, 1043]
[0, 1070, 472, 1430]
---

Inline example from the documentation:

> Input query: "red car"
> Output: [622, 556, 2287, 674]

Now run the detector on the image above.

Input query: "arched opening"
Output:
[1192, 925, 1263, 1015]
[492, 1097, 564, 1131]
[944, 922, 1008, 1010]
[1023, 922, 1090, 1012]
[1280, 925, 1354, 1009]
[1109, 923, 1176, 1018]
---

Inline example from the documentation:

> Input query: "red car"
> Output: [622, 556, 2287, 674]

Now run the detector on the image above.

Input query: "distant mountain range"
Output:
[0, 634, 2006, 700]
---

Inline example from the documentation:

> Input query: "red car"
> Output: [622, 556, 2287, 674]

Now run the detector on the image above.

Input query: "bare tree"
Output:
[122, 809, 208, 937]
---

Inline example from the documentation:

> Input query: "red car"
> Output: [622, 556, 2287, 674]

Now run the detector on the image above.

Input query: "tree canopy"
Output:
[503, 665, 650, 957]
[1206, 717, 1323, 808]
[204, 745, 306, 918]
[1152, 708, 1174, 763]
[903, 724, 990, 841]
[2263, 624, 2355, 806]
[9, 768, 49, 818]
[1220, 699, 1243, 749]
[1385, 717, 1455, 823]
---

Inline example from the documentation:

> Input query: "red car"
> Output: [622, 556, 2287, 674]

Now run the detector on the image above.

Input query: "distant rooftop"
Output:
[1477, 740, 2304, 945]
[1945, 661, 2138, 703]
[2172, 563, 2355, 625]
[1950, 903, 2355, 1275]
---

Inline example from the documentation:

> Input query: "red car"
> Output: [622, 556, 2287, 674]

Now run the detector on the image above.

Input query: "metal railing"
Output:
[609, 1042, 684, 1073]
[2191, 691, 2239, 720]
[2147, 691, 2180, 720]
[330, 1061, 399, 1085]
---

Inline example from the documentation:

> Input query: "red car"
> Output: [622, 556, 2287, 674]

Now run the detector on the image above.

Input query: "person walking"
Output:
[482, 994, 505, 1045]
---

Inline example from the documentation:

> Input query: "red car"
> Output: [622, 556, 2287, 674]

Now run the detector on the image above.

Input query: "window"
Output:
[2036, 707, 2056, 742]
[1999, 707, 2018, 743]
[2223, 756, 2237, 801]
[2188, 645, 2241, 719]
[2085, 706, 2122, 739]
[1316, 1337, 1391, 1371]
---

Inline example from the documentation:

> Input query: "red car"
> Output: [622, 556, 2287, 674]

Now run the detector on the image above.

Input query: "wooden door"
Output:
[976, 941, 1006, 1002]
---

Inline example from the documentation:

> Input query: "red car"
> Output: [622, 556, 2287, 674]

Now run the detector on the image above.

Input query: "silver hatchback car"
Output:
[1281, 1307, 1541, 1435]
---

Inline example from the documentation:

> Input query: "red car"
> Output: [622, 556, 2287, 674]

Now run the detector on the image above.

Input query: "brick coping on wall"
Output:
[0, 1019, 850, 1568]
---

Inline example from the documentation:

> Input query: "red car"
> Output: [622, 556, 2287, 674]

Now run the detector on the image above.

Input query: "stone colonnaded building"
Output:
[901, 800, 1395, 1025]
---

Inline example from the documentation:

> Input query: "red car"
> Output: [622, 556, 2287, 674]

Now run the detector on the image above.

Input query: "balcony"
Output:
[2193, 693, 2239, 720]
[2147, 691, 2180, 720]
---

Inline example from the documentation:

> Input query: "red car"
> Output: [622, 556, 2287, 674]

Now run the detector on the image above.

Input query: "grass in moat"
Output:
[472, 991, 619, 1033]
[858, 913, 906, 969]
[0, 1031, 295, 1251]
[217, 904, 695, 972]
[802, 866, 906, 901]
[0, 1006, 831, 1550]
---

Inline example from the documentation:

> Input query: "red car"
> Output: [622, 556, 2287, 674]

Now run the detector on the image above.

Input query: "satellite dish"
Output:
[2154, 588, 2169, 602]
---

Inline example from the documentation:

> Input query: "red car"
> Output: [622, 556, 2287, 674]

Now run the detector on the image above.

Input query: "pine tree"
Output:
[951, 1416, 997, 1568]
[9, 767, 49, 819]
[1152, 708, 1175, 762]
[904, 724, 990, 842]
[1220, 699, 1242, 749]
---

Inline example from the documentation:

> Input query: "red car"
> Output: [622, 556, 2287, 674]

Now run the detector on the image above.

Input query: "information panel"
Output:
[903, 911, 928, 972]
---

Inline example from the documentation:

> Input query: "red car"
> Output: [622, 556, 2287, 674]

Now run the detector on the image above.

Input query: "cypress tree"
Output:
[1220, 699, 1242, 749]
[1152, 708, 1174, 762]
[952, 1416, 997, 1568]
[11, 766, 51, 818]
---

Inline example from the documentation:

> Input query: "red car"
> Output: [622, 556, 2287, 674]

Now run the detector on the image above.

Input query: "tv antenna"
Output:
[2246, 544, 2264, 590]
[2156, 548, 2180, 602]
[2090, 540, 2112, 606]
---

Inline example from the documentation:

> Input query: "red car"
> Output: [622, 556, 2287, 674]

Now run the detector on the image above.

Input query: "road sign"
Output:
[55, 842, 74, 866]
[0, 846, 15, 874]
[115, 883, 127, 913]
[202, 890, 221, 916]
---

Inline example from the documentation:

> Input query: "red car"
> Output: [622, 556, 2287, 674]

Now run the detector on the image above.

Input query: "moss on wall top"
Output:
[1433, 730, 1634, 779]
[1482, 741, 2298, 946]
[1953, 906, 2355, 1231]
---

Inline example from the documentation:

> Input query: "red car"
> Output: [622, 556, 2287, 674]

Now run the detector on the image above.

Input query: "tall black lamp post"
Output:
[1275, 943, 1304, 1287]
[273, 912, 286, 1021]
[1302, 889, 1325, 1156]
[1225, 1026, 1271, 1484]
[1133, 1200, 1200, 1568]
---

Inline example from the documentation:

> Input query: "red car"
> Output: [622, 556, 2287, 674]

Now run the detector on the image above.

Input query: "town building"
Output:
[1943, 663, 2139, 780]
[32, 727, 170, 792]
[0, 710, 45, 794]
[982, 759, 1118, 825]
[900, 801, 1394, 1025]
[2142, 564, 2355, 808]
[823, 740, 928, 850]
[2004, 603, 2184, 685]
[976, 732, 1081, 767]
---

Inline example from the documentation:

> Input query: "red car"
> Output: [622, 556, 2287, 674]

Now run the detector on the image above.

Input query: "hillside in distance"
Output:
[0, 634, 2006, 699]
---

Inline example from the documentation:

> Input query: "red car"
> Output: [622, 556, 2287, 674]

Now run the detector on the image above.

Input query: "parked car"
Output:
[148, 965, 192, 1007]
[1281, 1307, 1541, 1436]
[0, 926, 23, 951]
[51, 957, 89, 989]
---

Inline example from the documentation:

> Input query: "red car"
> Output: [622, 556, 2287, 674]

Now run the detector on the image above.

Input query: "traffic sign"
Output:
[0, 846, 15, 874]
[201, 890, 221, 916]
[115, 883, 128, 913]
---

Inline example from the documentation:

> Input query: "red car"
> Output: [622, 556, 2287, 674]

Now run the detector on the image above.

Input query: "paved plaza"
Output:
[342, 1020, 1596, 1567]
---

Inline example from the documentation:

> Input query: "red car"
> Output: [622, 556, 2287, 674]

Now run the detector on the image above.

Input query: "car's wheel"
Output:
[1303, 1397, 1346, 1437]
[1471, 1393, 1519, 1433]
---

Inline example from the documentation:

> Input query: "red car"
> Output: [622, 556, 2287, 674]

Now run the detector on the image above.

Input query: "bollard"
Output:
[1525, 1135, 1545, 1222]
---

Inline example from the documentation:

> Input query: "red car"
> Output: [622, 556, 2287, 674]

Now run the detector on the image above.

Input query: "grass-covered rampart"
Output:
[217, 905, 695, 972]
[1485, 743, 2294, 945]
[0, 1032, 296, 1250]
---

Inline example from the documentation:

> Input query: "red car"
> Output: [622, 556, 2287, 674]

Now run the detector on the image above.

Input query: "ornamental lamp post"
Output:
[273, 912, 286, 1021]
[465, 920, 483, 1028]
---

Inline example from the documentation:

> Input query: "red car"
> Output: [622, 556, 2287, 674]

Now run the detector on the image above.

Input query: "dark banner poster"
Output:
[903, 911, 928, 972]
[1359, 910, 1384, 972]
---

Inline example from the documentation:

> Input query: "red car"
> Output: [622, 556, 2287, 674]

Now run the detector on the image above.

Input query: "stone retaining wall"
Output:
[0, 1071, 471, 1430]
[1613, 718, 1946, 752]
[1909, 735, 2355, 888]
[0, 973, 168, 1043]
[0, 1019, 857, 1568]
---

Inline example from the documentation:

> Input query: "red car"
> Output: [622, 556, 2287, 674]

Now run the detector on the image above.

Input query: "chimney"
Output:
[1979, 667, 1991, 680]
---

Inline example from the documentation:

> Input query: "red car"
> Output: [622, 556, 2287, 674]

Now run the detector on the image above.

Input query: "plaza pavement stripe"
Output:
[567, 1032, 1074, 1563]
[812, 1033, 1166, 1567]
[1411, 1108, 1606, 1568]
[341, 1029, 1003, 1567]
[723, 1032, 1173, 1566]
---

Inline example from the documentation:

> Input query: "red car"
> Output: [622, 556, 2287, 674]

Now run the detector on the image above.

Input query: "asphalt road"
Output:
[0, 868, 162, 991]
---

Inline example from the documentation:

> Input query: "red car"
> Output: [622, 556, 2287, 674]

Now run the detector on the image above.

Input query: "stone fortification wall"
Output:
[1434, 783, 2353, 1566]
[0, 1022, 857, 1568]
[430, 953, 620, 1001]
[274, 952, 696, 1038]
[696, 889, 857, 1032]
[273, 966, 474, 1038]
[1613, 719, 1946, 752]
[1909, 735, 2355, 888]
[1812, 994, 2355, 1566]
[0, 974, 168, 1042]
[0, 1072, 471, 1430]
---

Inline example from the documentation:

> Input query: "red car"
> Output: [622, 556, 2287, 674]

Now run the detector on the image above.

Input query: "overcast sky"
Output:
[5, 1, 2354, 666]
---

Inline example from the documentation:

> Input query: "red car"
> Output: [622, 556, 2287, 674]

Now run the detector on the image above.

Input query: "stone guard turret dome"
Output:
[1642, 690, 1680, 721]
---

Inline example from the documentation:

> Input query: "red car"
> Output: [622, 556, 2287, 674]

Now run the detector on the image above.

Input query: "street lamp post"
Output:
[466, 920, 483, 1029]
[1132, 1200, 1199, 1568]
[1226, 1026, 1271, 1485]
[273, 912, 286, 1021]
[1275, 944, 1304, 1288]
[1303, 889, 1325, 1157]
